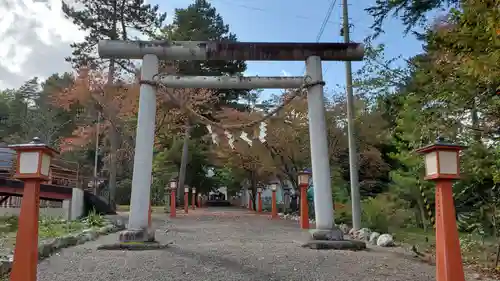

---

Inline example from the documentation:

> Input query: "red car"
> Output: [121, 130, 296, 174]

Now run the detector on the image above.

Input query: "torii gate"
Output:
[97, 40, 364, 243]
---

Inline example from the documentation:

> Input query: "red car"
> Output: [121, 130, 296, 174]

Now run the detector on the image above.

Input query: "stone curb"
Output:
[97, 241, 174, 251]
[301, 239, 367, 250]
[0, 220, 125, 277]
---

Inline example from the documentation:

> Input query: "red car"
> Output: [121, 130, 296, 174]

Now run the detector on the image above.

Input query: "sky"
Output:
[0, 0, 427, 100]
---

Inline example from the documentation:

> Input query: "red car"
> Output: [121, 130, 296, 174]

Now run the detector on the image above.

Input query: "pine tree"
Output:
[161, 0, 247, 103]
[62, 0, 167, 71]
[62, 0, 166, 209]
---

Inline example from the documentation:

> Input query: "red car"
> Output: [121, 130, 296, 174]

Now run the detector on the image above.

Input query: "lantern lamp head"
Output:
[270, 181, 279, 192]
[257, 187, 262, 193]
[298, 169, 312, 186]
[184, 186, 189, 193]
[8, 137, 58, 180]
[192, 188, 196, 193]
[415, 136, 466, 181]
[169, 178, 178, 190]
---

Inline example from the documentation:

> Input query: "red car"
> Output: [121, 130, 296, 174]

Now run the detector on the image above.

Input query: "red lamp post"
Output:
[270, 182, 279, 219]
[9, 137, 58, 281]
[298, 170, 311, 229]
[416, 137, 466, 281]
[191, 187, 196, 210]
[248, 191, 253, 211]
[257, 187, 263, 213]
[184, 186, 189, 214]
[169, 179, 177, 218]
[197, 194, 202, 208]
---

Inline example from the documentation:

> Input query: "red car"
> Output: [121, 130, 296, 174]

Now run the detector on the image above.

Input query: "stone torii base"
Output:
[302, 229, 366, 250]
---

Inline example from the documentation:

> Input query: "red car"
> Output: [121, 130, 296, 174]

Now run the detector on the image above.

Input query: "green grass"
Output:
[0, 215, 92, 249]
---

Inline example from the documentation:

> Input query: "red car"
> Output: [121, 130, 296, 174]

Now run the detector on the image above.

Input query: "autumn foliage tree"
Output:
[261, 95, 310, 190]
[51, 67, 141, 206]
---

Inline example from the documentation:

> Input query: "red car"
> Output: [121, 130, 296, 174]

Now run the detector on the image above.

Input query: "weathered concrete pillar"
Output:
[305, 56, 334, 230]
[70, 188, 84, 220]
[62, 200, 71, 220]
[121, 54, 158, 242]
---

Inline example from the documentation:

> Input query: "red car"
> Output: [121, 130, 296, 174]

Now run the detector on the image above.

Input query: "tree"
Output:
[210, 108, 276, 209]
[261, 95, 310, 190]
[160, 0, 246, 89]
[62, 0, 167, 209]
[0, 76, 77, 146]
[52, 68, 141, 203]
[366, 0, 460, 36]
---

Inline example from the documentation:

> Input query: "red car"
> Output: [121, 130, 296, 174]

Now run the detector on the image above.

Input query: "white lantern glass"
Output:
[270, 183, 277, 192]
[298, 173, 310, 185]
[424, 151, 438, 176]
[169, 180, 177, 190]
[257, 187, 262, 193]
[438, 150, 458, 175]
[40, 152, 51, 176]
[192, 188, 196, 193]
[184, 187, 189, 193]
[19, 151, 40, 174]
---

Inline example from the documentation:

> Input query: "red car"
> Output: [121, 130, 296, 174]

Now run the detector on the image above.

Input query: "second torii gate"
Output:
[97, 40, 364, 243]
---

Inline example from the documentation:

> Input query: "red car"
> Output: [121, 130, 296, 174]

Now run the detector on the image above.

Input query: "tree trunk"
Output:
[104, 1, 119, 210]
[108, 123, 119, 210]
[416, 196, 428, 232]
[250, 170, 257, 211]
[105, 57, 117, 210]
[177, 121, 191, 202]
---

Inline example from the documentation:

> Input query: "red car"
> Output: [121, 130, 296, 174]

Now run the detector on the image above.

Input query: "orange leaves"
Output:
[50, 67, 142, 153]
[51, 67, 140, 120]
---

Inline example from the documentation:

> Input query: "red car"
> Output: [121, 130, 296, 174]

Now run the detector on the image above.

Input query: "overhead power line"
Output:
[300, 0, 338, 74]
[210, 0, 341, 26]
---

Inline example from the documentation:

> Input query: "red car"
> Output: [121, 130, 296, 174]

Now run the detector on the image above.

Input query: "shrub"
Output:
[361, 193, 411, 233]
[82, 209, 106, 228]
[335, 204, 353, 225]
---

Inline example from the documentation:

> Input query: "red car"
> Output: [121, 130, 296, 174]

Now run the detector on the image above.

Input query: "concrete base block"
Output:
[302, 227, 366, 251]
[118, 228, 155, 243]
[309, 228, 344, 241]
[301, 239, 366, 250]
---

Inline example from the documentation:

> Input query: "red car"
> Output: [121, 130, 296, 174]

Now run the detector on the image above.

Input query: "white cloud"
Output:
[281, 70, 291, 77]
[0, 0, 86, 89]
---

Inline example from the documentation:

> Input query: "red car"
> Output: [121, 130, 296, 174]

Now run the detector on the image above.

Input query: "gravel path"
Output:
[37, 207, 440, 281]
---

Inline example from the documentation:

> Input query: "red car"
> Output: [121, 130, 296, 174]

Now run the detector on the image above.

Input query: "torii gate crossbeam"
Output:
[97, 40, 364, 244]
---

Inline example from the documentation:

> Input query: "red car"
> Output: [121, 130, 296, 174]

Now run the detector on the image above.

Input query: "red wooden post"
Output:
[169, 179, 177, 218]
[257, 188, 263, 213]
[248, 195, 253, 211]
[298, 170, 311, 229]
[197, 194, 202, 208]
[416, 137, 467, 281]
[184, 186, 189, 214]
[9, 137, 58, 281]
[148, 203, 152, 227]
[191, 188, 196, 210]
[299, 184, 309, 229]
[270, 182, 278, 219]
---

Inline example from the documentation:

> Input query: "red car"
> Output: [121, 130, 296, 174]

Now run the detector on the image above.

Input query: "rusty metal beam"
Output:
[98, 40, 364, 61]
